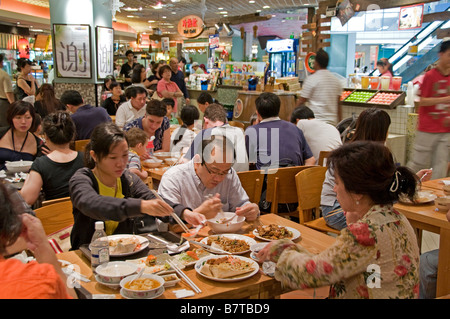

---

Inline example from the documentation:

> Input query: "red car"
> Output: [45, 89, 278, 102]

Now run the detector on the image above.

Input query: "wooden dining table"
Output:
[57, 214, 336, 299]
[421, 177, 450, 191]
[393, 183, 450, 298]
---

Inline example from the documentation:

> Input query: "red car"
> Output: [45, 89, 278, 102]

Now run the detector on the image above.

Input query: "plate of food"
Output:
[399, 190, 437, 205]
[172, 248, 212, 267]
[108, 234, 149, 257]
[200, 234, 257, 255]
[195, 255, 259, 282]
[126, 253, 185, 275]
[253, 224, 301, 241]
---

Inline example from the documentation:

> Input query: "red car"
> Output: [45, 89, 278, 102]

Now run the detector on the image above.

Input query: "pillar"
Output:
[49, 0, 113, 106]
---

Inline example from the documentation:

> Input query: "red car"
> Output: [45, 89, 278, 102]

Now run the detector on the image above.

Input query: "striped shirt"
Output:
[300, 69, 343, 125]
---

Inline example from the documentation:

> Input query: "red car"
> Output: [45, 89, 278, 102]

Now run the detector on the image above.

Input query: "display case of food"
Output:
[342, 89, 406, 109]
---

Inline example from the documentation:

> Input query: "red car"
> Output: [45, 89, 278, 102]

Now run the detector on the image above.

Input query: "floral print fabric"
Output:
[270, 204, 420, 299]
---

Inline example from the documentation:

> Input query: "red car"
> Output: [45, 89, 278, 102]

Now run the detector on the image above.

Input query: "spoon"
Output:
[130, 267, 145, 286]
[218, 214, 238, 224]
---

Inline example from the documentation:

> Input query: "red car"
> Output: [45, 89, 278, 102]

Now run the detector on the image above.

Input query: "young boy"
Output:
[162, 98, 179, 124]
[125, 127, 149, 181]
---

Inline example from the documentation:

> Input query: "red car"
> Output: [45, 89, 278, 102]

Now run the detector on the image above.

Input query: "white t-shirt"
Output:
[297, 119, 342, 165]
[115, 100, 146, 128]
[170, 127, 197, 154]
[300, 69, 342, 125]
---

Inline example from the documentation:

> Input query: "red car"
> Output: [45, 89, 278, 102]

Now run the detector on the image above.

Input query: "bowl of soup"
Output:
[120, 273, 165, 299]
[5, 160, 33, 173]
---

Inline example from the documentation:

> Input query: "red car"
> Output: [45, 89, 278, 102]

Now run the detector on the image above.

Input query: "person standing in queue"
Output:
[0, 53, 15, 127]
[120, 50, 137, 89]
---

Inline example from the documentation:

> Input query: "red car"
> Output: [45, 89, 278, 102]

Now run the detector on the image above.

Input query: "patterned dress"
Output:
[123, 116, 170, 151]
[268, 204, 420, 299]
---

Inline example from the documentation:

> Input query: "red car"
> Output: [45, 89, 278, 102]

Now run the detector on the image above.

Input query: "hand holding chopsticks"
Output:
[149, 189, 190, 233]
[167, 260, 201, 294]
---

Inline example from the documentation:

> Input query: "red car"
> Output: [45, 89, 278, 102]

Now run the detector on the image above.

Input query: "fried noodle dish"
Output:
[256, 224, 293, 240]
[206, 236, 250, 253]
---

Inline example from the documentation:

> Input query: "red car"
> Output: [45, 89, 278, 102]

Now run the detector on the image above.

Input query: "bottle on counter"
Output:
[89, 221, 109, 270]
[146, 139, 154, 157]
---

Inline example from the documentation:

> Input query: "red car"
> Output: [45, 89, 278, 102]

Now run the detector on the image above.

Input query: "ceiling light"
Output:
[148, 20, 155, 23]
[124, 7, 138, 11]
[153, 2, 163, 9]
[30, 29, 43, 32]
[218, 7, 224, 10]
[249, 0, 255, 3]
[162, 16, 167, 19]
[219, 11, 228, 14]
[172, 11, 177, 14]
[263, 6, 270, 9]
[215, 22, 223, 32]
[223, 23, 234, 36]
[256, 10, 261, 13]
[127, 15, 135, 18]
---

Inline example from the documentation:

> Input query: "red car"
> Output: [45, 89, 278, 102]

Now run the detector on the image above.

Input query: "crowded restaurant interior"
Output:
[0, 0, 450, 303]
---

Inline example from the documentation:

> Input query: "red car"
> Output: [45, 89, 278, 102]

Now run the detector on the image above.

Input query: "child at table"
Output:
[162, 98, 179, 125]
[125, 127, 148, 181]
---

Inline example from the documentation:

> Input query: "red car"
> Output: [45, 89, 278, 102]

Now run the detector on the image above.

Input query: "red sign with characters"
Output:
[178, 15, 204, 38]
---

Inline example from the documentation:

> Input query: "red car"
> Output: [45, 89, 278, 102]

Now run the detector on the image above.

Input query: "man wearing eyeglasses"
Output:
[158, 135, 259, 224]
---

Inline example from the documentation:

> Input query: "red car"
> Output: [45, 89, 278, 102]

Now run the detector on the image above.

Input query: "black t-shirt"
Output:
[30, 151, 85, 200]
[120, 62, 137, 87]
[101, 95, 126, 116]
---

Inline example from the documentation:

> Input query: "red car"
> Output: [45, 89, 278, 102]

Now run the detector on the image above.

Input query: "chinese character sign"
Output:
[96, 27, 114, 79]
[177, 15, 204, 38]
[53, 24, 92, 78]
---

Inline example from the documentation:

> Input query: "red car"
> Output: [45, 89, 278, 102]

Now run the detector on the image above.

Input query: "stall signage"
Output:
[178, 15, 204, 38]
[209, 34, 219, 50]
[305, 52, 316, 73]
[266, 39, 294, 53]
[161, 37, 170, 52]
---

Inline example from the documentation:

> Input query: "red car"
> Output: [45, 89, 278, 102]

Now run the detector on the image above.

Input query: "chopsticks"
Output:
[167, 260, 201, 294]
[150, 189, 190, 233]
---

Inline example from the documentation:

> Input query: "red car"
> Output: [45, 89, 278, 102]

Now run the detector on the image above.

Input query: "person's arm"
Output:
[296, 96, 307, 107]
[20, 213, 77, 299]
[419, 96, 450, 107]
[160, 128, 171, 152]
[337, 96, 342, 123]
[20, 170, 44, 206]
[6, 92, 15, 104]
[305, 156, 316, 166]
[17, 77, 36, 96]
[129, 167, 148, 181]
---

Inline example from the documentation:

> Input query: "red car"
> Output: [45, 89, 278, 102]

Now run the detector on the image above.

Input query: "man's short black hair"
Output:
[290, 105, 315, 123]
[124, 85, 148, 99]
[125, 50, 134, 56]
[439, 40, 450, 53]
[315, 48, 329, 69]
[60, 90, 83, 106]
[255, 92, 280, 119]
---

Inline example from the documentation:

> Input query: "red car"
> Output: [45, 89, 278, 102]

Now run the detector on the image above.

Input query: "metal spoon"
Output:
[130, 267, 145, 286]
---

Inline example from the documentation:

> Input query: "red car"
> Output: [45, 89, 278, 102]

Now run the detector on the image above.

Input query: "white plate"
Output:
[120, 286, 165, 299]
[172, 248, 212, 267]
[195, 255, 259, 282]
[200, 234, 257, 255]
[107, 234, 149, 257]
[126, 253, 186, 275]
[399, 191, 437, 205]
[252, 226, 301, 242]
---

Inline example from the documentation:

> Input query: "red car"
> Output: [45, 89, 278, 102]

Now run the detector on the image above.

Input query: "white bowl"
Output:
[207, 212, 246, 233]
[142, 158, 163, 168]
[153, 152, 179, 159]
[164, 157, 179, 165]
[120, 273, 165, 299]
[95, 261, 138, 284]
[5, 160, 33, 173]
[160, 274, 181, 287]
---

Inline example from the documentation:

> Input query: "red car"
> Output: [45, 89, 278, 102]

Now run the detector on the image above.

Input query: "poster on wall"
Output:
[53, 24, 92, 79]
[161, 37, 170, 52]
[96, 26, 114, 79]
[399, 3, 424, 30]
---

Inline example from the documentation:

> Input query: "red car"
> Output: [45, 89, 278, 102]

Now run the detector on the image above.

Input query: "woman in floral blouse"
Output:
[258, 141, 420, 299]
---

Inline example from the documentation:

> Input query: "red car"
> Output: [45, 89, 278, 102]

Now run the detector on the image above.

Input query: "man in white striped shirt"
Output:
[297, 49, 343, 126]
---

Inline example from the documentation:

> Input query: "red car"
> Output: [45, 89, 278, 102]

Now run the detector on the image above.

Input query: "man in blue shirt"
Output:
[245, 92, 315, 171]
[169, 57, 190, 106]
[60, 90, 111, 140]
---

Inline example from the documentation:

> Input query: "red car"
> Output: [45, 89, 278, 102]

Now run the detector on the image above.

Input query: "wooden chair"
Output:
[34, 199, 74, 252]
[237, 170, 265, 204]
[318, 151, 332, 167]
[41, 196, 71, 207]
[74, 139, 90, 152]
[265, 166, 314, 218]
[228, 120, 245, 131]
[295, 166, 340, 235]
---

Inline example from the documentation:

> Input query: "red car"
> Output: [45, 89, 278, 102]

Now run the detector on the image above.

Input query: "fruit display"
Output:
[340, 90, 353, 101]
[344, 90, 376, 103]
[368, 92, 402, 105]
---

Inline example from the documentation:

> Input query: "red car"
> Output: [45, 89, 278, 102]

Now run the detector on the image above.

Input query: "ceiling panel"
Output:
[16, 0, 322, 39]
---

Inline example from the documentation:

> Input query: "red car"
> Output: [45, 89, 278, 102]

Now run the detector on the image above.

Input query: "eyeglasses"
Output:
[203, 162, 231, 177]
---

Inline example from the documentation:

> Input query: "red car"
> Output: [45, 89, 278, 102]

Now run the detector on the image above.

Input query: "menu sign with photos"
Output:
[96, 26, 114, 79]
[399, 3, 424, 30]
[53, 24, 92, 79]
[178, 15, 204, 38]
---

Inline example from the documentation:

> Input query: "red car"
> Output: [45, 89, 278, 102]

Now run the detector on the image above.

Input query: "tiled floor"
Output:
[280, 230, 440, 299]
